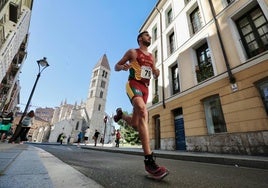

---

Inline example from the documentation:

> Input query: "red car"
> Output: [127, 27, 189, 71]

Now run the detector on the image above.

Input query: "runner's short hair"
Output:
[137, 31, 148, 44]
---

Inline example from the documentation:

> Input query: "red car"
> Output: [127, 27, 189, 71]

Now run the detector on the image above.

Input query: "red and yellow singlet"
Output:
[128, 49, 154, 86]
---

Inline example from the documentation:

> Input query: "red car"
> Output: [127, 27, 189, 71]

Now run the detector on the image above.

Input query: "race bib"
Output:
[141, 66, 152, 79]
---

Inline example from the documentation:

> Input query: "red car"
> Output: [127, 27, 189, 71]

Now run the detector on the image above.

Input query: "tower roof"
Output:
[94, 54, 110, 70]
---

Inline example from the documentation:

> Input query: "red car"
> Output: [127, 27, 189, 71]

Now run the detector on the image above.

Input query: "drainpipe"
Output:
[156, 7, 166, 109]
[208, 0, 236, 84]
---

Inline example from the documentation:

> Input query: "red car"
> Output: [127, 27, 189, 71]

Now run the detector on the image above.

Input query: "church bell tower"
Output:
[85, 54, 111, 137]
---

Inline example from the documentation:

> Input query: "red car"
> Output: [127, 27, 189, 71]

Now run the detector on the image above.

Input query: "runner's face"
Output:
[141, 33, 151, 47]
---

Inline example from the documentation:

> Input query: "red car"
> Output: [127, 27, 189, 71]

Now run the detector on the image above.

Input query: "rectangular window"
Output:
[154, 79, 158, 95]
[0, 24, 4, 47]
[168, 32, 175, 54]
[93, 70, 98, 77]
[203, 95, 227, 134]
[167, 9, 173, 26]
[171, 64, 180, 94]
[256, 79, 268, 114]
[91, 80, 96, 87]
[152, 79, 159, 104]
[153, 27, 157, 42]
[195, 43, 214, 82]
[236, 6, 268, 58]
[101, 80, 106, 88]
[75, 122, 79, 130]
[185, 0, 191, 5]
[9, 2, 19, 23]
[100, 91, 103, 98]
[190, 7, 203, 34]
[226, 0, 234, 4]
[154, 49, 158, 63]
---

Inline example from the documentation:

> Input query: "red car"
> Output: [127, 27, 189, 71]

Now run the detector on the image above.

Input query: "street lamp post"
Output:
[102, 116, 108, 146]
[10, 57, 49, 142]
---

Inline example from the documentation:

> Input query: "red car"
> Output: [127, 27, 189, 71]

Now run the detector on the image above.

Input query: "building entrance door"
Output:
[175, 115, 186, 150]
[154, 116, 160, 149]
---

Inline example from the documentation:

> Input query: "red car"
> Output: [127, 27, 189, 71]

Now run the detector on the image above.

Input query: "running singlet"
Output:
[128, 49, 154, 86]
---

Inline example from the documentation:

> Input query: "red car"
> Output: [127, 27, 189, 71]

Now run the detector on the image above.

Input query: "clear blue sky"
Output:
[19, 0, 157, 116]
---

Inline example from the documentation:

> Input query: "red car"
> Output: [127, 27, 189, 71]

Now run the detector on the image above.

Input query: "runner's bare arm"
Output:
[115, 49, 135, 71]
[151, 56, 160, 78]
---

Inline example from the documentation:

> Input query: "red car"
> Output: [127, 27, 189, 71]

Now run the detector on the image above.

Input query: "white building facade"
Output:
[0, 0, 34, 113]
[49, 54, 115, 144]
[141, 0, 268, 155]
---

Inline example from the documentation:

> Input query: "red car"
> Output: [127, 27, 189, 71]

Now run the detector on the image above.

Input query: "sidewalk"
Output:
[0, 143, 103, 188]
[0, 142, 268, 188]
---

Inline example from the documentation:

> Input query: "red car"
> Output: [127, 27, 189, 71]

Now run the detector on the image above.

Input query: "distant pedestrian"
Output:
[67, 135, 71, 144]
[60, 133, 65, 145]
[100, 135, 104, 144]
[115, 129, 121, 147]
[10, 110, 35, 144]
[93, 129, 100, 146]
[77, 131, 83, 147]
[0, 112, 14, 142]
[84, 126, 90, 145]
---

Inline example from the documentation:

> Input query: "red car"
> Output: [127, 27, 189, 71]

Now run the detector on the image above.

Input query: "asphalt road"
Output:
[33, 144, 268, 188]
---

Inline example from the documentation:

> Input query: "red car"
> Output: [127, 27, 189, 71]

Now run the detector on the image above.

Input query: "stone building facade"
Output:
[85, 54, 112, 142]
[48, 54, 115, 144]
[0, 0, 34, 113]
[141, 0, 268, 155]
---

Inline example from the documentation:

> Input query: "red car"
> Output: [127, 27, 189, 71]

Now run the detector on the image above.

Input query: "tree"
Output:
[116, 111, 141, 145]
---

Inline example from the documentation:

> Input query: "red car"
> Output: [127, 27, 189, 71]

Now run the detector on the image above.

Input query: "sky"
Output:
[19, 0, 158, 116]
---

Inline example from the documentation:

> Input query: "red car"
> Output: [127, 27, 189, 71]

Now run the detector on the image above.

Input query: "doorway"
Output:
[174, 108, 186, 150]
[154, 115, 160, 149]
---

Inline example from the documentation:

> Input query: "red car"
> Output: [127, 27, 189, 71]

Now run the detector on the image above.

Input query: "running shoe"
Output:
[144, 154, 169, 180]
[113, 108, 123, 123]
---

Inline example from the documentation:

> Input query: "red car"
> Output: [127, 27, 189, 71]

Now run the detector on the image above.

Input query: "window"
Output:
[236, 6, 268, 58]
[98, 104, 101, 111]
[171, 63, 180, 94]
[90, 90, 93, 98]
[100, 91, 103, 98]
[195, 43, 214, 82]
[166, 8, 173, 26]
[102, 70, 108, 78]
[153, 26, 157, 42]
[203, 95, 227, 134]
[168, 32, 175, 54]
[256, 79, 268, 114]
[75, 122, 79, 130]
[152, 79, 159, 104]
[91, 80, 96, 87]
[185, 0, 192, 5]
[190, 7, 203, 34]
[226, 0, 234, 4]
[9, 2, 19, 23]
[0, 24, 4, 47]
[154, 49, 158, 63]
[101, 80, 106, 88]
[93, 70, 98, 77]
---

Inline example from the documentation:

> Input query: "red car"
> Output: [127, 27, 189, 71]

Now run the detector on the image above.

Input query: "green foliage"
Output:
[116, 111, 141, 145]
[152, 94, 159, 104]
